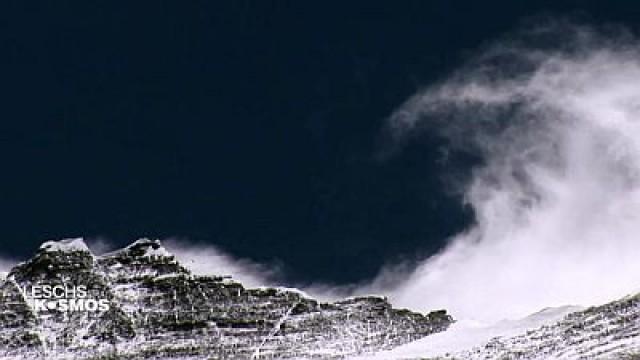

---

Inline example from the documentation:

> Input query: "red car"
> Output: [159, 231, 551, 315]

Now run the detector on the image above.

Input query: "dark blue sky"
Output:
[2, 1, 639, 284]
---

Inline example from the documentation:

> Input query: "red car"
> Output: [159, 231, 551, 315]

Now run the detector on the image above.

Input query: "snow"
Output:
[101, 239, 172, 258]
[354, 305, 582, 359]
[154, 273, 186, 281]
[272, 286, 313, 299]
[39, 238, 90, 253]
[127, 239, 171, 257]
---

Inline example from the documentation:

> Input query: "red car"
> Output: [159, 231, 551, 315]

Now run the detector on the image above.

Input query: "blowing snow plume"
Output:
[163, 239, 282, 288]
[86, 237, 282, 288]
[386, 21, 640, 322]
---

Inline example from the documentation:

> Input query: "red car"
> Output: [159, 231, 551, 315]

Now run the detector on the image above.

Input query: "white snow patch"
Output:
[154, 273, 187, 281]
[142, 245, 171, 258]
[127, 239, 171, 257]
[274, 287, 315, 300]
[40, 238, 90, 253]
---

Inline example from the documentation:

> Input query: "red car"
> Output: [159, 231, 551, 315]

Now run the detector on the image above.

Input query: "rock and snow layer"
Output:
[439, 294, 640, 360]
[0, 238, 452, 359]
[357, 293, 640, 359]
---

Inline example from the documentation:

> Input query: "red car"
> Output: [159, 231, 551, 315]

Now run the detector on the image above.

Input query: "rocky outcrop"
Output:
[0, 238, 453, 359]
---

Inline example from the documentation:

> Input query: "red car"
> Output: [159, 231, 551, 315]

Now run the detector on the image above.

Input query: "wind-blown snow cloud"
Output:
[0, 237, 281, 289]
[383, 20, 640, 321]
[163, 240, 370, 301]
[86, 237, 279, 288]
[164, 239, 282, 288]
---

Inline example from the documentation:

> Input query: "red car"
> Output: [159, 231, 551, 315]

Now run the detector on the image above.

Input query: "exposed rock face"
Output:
[0, 239, 452, 359]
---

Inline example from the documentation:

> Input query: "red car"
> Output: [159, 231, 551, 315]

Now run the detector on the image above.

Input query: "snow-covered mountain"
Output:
[358, 291, 640, 359]
[6, 238, 640, 359]
[0, 238, 452, 359]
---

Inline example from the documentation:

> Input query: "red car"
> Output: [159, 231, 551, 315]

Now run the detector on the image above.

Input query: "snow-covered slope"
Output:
[355, 305, 583, 359]
[442, 293, 640, 360]
[356, 292, 640, 360]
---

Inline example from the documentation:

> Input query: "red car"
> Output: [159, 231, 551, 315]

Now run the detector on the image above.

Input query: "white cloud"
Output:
[381, 21, 640, 322]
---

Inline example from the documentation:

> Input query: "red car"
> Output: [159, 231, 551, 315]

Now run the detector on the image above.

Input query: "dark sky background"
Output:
[2, 1, 639, 284]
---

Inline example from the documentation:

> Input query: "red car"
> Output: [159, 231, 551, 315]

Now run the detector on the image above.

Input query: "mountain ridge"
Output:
[0, 238, 452, 359]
